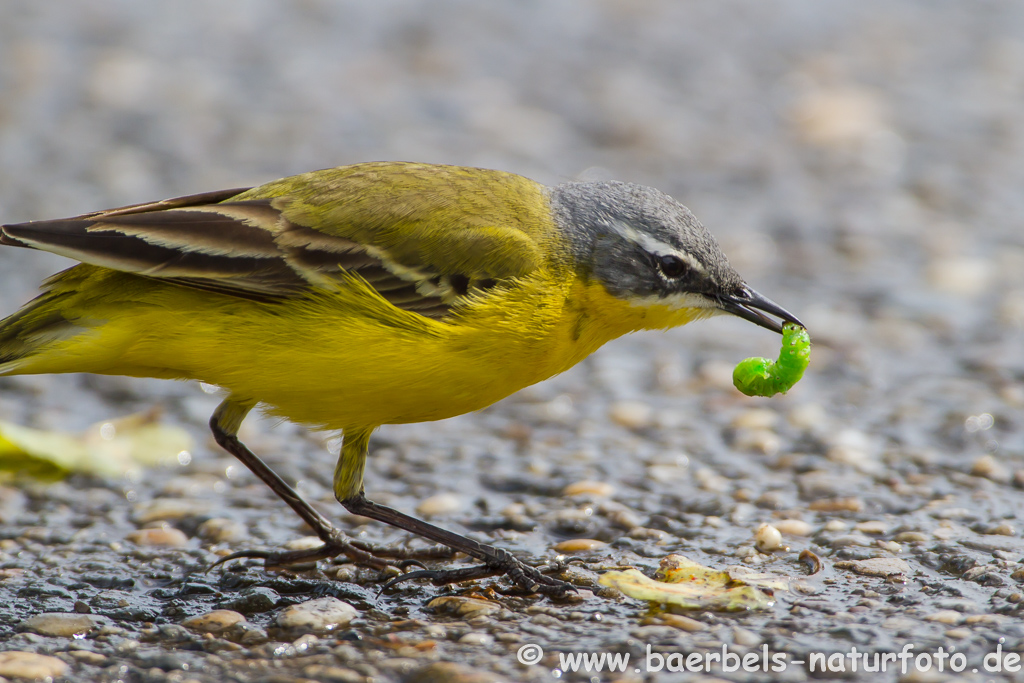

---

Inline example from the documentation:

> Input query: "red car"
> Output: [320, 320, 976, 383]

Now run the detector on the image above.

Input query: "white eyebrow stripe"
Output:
[629, 291, 722, 311]
[606, 219, 707, 275]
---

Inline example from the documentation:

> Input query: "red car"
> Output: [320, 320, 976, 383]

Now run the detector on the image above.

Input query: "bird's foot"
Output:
[381, 548, 577, 596]
[209, 526, 455, 573]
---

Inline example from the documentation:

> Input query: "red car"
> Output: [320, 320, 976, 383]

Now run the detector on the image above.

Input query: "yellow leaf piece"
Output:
[0, 409, 192, 481]
[599, 554, 783, 611]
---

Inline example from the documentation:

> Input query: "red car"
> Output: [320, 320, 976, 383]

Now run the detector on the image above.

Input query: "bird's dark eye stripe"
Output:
[657, 254, 687, 278]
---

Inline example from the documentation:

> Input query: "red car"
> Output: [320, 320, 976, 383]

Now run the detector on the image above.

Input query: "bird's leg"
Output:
[334, 430, 575, 595]
[207, 399, 452, 570]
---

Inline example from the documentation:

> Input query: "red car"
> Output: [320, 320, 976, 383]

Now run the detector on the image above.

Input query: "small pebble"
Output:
[926, 256, 993, 297]
[457, 632, 493, 646]
[971, 454, 1010, 482]
[628, 527, 667, 541]
[945, 628, 972, 639]
[694, 468, 729, 493]
[809, 498, 863, 513]
[125, 527, 189, 547]
[934, 507, 972, 520]
[965, 614, 1006, 626]
[553, 538, 606, 553]
[988, 523, 1016, 536]
[835, 557, 911, 578]
[790, 86, 887, 148]
[606, 507, 644, 530]
[659, 614, 707, 632]
[181, 610, 246, 634]
[608, 401, 654, 429]
[731, 409, 778, 430]
[855, 520, 889, 535]
[0, 651, 69, 680]
[787, 403, 827, 431]
[302, 665, 363, 683]
[292, 633, 318, 651]
[68, 650, 108, 666]
[407, 662, 502, 683]
[284, 536, 325, 551]
[562, 480, 615, 497]
[754, 524, 784, 552]
[133, 498, 212, 523]
[774, 519, 813, 536]
[197, 518, 247, 543]
[699, 359, 736, 390]
[733, 627, 761, 647]
[924, 610, 963, 625]
[877, 541, 902, 554]
[829, 534, 873, 549]
[427, 596, 500, 619]
[826, 429, 877, 469]
[219, 586, 280, 614]
[416, 494, 462, 517]
[19, 613, 96, 638]
[736, 428, 782, 456]
[276, 597, 357, 633]
[894, 531, 929, 543]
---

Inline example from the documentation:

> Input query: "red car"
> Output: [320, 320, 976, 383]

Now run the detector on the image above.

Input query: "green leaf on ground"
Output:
[0, 409, 192, 481]
[599, 554, 789, 611]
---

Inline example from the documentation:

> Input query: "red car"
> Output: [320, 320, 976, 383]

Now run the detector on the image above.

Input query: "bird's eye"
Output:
[657, 254, 688, 279]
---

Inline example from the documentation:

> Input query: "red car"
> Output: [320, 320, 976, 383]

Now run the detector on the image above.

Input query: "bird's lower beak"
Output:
[718, 286, 803, 334]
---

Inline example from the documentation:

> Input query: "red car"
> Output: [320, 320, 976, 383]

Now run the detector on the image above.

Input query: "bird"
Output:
[0, 161, 801, 594]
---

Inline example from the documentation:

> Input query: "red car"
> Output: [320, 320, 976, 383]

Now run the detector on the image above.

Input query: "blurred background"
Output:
[2, 2, 1024, 681]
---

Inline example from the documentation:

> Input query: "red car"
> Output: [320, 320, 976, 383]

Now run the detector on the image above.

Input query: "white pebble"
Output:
[562, 480, 615, 498]
[457, 632, 494, 646]
[754, 524, 784, 552]
[197, 518, 247, 543]
[788, 403, 828, 431]
[731, 409, 778, 430]
[608, 401, 654, 430]
[0, 651, 68, 679]
[971, 454, 1010, 483]
[182, 610, 246, 634]
[276, 597, 357, 633]
[19, 613, 96, 638]
[416, 493, 463, 517]
[774, 519, 813, 536]
[125, 527, 189, 547]
[926, 256, 992, 297]
[924, 610, 964, 625]
[855, 520, 889, 535]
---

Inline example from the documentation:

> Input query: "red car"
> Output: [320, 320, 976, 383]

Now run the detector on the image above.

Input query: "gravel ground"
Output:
[2, 2, 1024, 682]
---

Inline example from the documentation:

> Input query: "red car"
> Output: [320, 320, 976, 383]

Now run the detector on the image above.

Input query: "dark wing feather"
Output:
[1, 192, 453, 316]
[1, 163, 556, 320]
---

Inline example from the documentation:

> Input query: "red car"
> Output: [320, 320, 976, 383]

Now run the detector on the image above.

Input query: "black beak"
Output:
[718, 286, 803, 334]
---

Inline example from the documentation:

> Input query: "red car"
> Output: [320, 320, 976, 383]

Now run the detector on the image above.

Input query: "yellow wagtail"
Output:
[0, 162, 801, 594]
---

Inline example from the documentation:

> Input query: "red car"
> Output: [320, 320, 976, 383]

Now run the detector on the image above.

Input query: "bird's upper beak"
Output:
[718, 286, 803, 334]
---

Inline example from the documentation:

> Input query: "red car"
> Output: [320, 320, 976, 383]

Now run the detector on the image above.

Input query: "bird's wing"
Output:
[0, 163, 557, 319]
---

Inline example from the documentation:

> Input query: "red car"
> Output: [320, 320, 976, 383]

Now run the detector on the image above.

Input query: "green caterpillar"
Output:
[733, 323, 810, 397]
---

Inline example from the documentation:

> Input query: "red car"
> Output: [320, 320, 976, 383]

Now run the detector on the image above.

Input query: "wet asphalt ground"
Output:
[2, 1, 1024, 681]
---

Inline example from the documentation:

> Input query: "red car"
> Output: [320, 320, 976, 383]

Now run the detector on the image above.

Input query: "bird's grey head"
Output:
[550, 181, 801, 333]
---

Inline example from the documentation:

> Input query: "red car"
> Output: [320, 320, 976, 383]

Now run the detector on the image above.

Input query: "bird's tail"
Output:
[0, 272, 83, 376]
